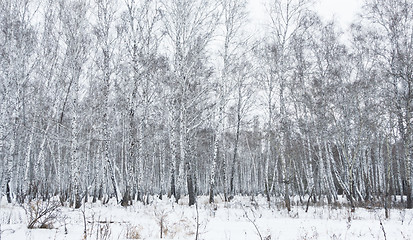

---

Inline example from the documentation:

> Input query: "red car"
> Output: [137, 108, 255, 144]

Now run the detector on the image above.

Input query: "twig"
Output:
[0, 227, 15, 235]
[243, 207, 263, 240]
[380, 219, 387, 240]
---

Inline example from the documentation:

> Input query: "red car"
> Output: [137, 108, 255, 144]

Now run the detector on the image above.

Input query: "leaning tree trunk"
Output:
[102, 50, 120, 204]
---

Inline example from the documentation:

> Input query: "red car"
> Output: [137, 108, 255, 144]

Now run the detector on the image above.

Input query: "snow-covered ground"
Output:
[1, 195, 412, 239]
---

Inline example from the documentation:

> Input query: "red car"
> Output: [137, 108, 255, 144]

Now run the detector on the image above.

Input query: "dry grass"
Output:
[126, 224, 142, 239]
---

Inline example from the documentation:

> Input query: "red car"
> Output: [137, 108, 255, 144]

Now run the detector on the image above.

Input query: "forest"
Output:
[1, 0, 412, 218]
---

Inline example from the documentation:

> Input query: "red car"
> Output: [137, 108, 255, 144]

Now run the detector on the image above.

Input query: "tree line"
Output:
[1, 0, 412, 213]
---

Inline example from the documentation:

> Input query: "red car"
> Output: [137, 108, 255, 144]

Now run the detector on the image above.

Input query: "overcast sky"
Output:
[248, 0, 364, 31]
[315, 0, 363, 28]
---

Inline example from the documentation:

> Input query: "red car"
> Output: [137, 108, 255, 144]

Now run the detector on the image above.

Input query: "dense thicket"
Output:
[1, 0, 412, 213]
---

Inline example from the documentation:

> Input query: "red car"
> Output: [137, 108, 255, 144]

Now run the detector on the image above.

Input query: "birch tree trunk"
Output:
[325, 141, 337, 202]
[71, 72, 81, 208]
[265, 81, 274, 202]
[24, 125, 34, 198]
[168, 110, 178, 200]
[229, 89, 241, 197]
[209, 79, 226, 202]
[209, 108, 220, 203]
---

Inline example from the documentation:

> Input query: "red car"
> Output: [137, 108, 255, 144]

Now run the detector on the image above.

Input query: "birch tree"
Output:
[262, 0, 313, 211]
[0, 0, 38, 203]
[119, 0, 163, 203]
[93, 0, 121, 205]
[58, 0, 90, 208]
[362, 0, 413, 208]
[161, 0, 220, 205]
[210, 0, 248, 203]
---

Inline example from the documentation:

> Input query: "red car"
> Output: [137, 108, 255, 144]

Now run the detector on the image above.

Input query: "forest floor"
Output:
[1, 195, 412, 240]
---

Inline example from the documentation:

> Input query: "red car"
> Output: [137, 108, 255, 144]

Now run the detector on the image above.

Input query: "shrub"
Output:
[22, 199, 61, 229]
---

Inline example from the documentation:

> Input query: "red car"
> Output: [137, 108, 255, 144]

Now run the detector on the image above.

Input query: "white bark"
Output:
[306, 137, 314, 194]
[325, 141, 337, 201]
[71, 76, 81, 207]
[24, 125, 34, 196]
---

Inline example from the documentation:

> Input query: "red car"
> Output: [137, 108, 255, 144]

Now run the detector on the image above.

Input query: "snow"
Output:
[1, 195, 412, 240]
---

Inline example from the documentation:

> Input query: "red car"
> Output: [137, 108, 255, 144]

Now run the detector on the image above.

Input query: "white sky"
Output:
[315, 0, 363, 29]
[248, 0, 364, 31]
